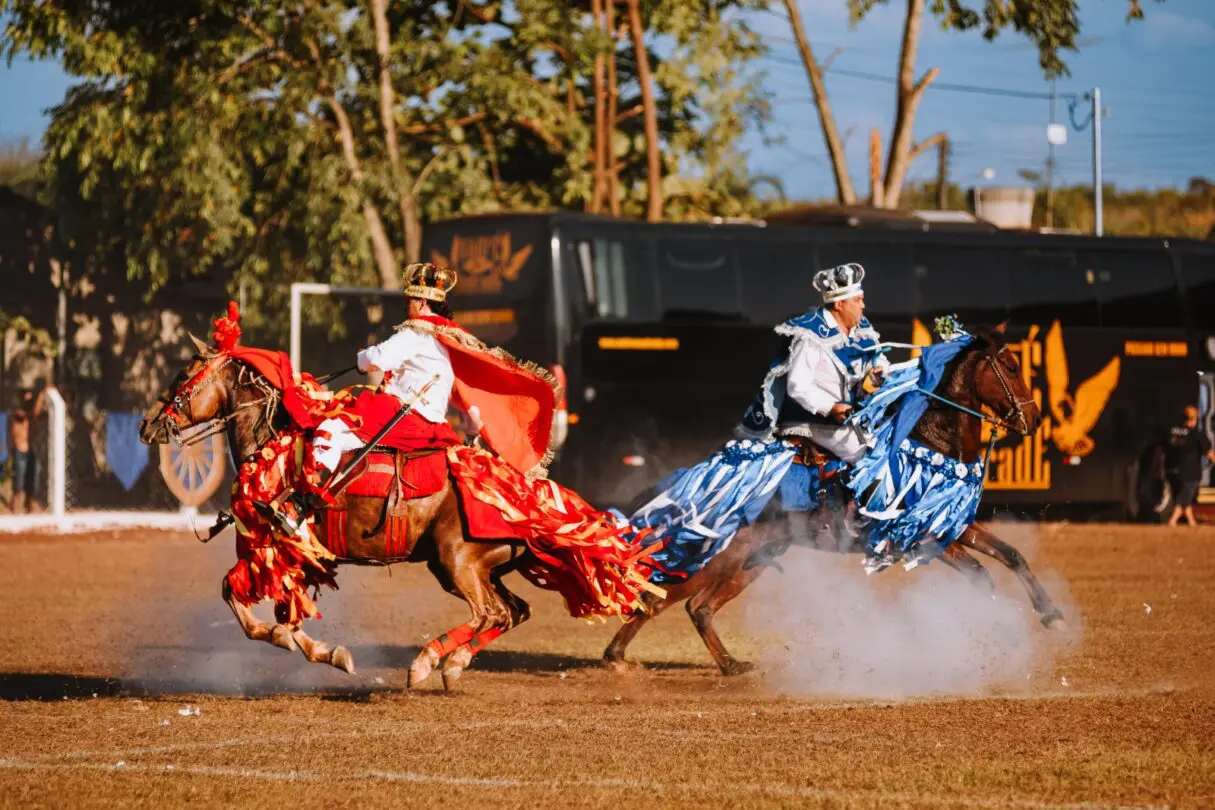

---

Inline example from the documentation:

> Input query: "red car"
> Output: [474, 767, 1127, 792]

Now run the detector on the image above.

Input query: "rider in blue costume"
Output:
[625, 263, 892, 584]
[737, 262, 888, 476]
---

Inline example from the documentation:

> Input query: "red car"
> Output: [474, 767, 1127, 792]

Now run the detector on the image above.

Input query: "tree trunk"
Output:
[328, 96, 400, 289]
[782, 0, 855, 205]
[590, 0, 607, 213]
[606, 0, 621, 215]
[370, 0, 421, 272]
[626, 0, 662, 222]
[880, 0, 938, 210]
[868, 128, 885, 207]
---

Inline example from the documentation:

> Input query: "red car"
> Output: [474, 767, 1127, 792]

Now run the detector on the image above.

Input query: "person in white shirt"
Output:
[736, 262, 888, 462]
[309, 265, 465, 481]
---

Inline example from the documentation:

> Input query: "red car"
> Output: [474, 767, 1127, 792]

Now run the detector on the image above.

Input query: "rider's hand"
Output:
[829, 403, 853, 423]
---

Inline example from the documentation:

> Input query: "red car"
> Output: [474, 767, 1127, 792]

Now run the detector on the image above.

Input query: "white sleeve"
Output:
[874, 351, 891, 371]
[785, 338, 840, 416]
[358, 330, 423, 374]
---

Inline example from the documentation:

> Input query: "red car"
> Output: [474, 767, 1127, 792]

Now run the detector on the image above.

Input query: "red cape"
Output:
[227, 346, 354, 431]
[404, 315, 559, 478]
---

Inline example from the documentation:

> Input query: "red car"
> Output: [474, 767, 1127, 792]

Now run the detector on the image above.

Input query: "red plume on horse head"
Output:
[212, 301, 242, 352]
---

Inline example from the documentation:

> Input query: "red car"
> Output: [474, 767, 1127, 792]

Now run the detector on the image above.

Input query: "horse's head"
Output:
[139, 334, 241, 446]
[139, 302, 279, 458]
[967, 323, 1042, 436]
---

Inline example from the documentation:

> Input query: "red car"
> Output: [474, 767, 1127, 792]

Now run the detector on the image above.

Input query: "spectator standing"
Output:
[1164, 405, 1215, 527]
[8, 387, 47, 513]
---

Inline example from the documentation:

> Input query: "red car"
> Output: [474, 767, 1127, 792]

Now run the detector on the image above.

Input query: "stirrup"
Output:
[252, 490, 327, 537]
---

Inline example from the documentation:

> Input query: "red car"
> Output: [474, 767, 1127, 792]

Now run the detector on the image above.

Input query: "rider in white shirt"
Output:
[737, 262, 888, 462]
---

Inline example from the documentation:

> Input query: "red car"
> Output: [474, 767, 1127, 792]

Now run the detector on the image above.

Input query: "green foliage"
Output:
[0, 0, 772, 302]
[898, 178, 1215, 238]
[0, 139, 45, 203]
[847, 0, 1153, 77]
[0, 309, 56, 355]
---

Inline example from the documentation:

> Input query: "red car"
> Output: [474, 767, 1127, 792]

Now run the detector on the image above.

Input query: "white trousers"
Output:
[800, 424, 869, 464]
[312, 417, 365, 474]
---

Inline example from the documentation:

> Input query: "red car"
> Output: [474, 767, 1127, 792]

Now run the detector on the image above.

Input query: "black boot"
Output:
[253, 489, 330, 537]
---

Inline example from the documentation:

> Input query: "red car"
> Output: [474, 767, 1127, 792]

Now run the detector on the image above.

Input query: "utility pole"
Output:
[1092, 87, 1104, 237]
[936, 136, 949, 210]
[1045, 79, 1056, 229]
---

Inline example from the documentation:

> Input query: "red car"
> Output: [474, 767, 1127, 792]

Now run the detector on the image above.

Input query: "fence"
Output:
[0, 388, 224, 533]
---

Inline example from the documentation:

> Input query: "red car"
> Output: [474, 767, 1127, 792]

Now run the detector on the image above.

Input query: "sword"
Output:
[317, 373, 443, 500]
[253, 373, 442, 535]
[314, 364, 358, 386]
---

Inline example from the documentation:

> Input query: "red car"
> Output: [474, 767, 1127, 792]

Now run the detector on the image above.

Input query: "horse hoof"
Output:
[270, 625, 298, 652]
[603, 657, 645, 675]
[719, 659, 756, 677]
[441, 666, 464, 691]
[331, 646, 356, 674]
[1041, 611, 1068, 630]
[407, 648, 440, 689]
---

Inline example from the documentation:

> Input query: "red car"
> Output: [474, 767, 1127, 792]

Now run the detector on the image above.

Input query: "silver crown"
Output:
[812, 263, 865, 303]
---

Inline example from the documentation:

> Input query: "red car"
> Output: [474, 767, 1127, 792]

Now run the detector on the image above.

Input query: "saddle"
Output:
[789, 437, 841, 477]
[318, 446, 448, 560]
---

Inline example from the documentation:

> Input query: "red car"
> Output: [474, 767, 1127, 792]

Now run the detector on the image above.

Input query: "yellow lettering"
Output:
[597, 336, 680, 351]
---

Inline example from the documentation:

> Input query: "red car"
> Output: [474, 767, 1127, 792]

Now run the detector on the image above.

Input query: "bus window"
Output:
[1179, 248, 1215, 331]
[1081, 248, 1180, 329]
[816, 242, 916, 322]
[913, 245, 1009, 325]
[656, 238, 742, 320]
[735, 240, 817, 325]
[570, 234, 659, 322]
[1007, 248, 1100, 327]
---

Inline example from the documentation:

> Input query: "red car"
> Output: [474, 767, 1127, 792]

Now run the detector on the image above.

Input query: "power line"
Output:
[757, 53, 1077, 100]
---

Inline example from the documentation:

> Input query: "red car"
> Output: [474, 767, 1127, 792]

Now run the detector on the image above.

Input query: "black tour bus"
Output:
[418, 211, 1215, 520]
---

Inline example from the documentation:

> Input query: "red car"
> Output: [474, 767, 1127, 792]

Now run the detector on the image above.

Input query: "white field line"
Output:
[0, 757, 1171, 810]
[0, 511, 219, 534]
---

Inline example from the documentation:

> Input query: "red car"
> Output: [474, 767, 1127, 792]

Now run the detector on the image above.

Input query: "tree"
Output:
[781, 0, 1157, 208]
[1, 1, 581, 294]
[0, 139, 45, 203]
[2, 0, 771, 301]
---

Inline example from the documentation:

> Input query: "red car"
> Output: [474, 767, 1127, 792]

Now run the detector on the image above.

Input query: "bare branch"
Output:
[907, 131, 947, 164]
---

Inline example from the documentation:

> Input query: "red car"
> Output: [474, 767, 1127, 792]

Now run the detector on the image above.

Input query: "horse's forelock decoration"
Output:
[212, 301, 242, 352]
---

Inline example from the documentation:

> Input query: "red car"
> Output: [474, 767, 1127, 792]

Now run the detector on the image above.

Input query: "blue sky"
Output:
[745, 0, 1215, 199]
[2, 0, 1212, 202]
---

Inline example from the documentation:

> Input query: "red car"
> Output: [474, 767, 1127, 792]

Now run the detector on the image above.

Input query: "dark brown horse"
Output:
[603, 325, 1066, 676]
[139, 343, 536, 689]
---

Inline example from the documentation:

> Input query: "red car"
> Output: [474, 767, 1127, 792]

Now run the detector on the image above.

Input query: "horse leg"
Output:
[408, 542, 516, 689]
[441, 576, 531, 688]
[960, 524, 1066, 628]
[221, 578, 297, 652]
[686, 558, 766, 676]
[602, 584, 691, 674]
[289, 626, 356, 674]
[938, 542, 996, 594]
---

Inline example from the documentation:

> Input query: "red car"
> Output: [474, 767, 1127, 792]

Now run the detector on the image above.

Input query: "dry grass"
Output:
[0, 522, 1212, 809]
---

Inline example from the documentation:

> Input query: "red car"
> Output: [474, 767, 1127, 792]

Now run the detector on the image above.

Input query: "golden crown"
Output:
[403, 262, 458, 302]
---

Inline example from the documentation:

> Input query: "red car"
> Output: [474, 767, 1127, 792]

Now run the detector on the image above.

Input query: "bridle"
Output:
[158, 354, 281, 456]
[913, 345, 1035, 437]
[983, 348, 1036, 436]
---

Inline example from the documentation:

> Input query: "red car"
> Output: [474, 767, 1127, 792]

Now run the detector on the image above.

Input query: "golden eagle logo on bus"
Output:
[912, 320, 1121, 490]
[431, 232, 532, 295]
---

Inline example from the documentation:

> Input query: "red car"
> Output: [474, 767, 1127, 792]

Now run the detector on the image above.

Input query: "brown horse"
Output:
[603, 325, 1066, 676]
[139, 344, 540, 689]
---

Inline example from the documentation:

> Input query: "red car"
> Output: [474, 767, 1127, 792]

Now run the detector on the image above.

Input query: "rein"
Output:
[912, 352, 1034, 437]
